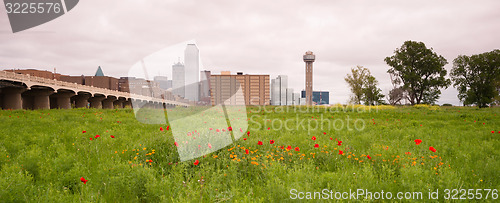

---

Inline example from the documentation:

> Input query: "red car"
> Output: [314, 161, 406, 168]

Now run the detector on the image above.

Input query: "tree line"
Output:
[344, 40, 500, 107]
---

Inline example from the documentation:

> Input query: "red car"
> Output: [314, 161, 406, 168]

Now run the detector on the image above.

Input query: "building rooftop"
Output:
[95, 66, 104, 76]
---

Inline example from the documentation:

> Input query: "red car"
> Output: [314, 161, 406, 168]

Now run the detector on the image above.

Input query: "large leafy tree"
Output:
[362, 75, 385, 105]
[345, 65, 368, 104]
[385, 41, 450, 105]
[345, 66, 384, 105]
[450, 49, 500, 107]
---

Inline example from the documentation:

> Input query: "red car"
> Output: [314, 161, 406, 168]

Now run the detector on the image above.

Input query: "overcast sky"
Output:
[1, 0, 499, 105]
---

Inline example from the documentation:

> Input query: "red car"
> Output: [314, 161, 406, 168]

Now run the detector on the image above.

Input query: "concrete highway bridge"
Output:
[0, 70, 189, 110]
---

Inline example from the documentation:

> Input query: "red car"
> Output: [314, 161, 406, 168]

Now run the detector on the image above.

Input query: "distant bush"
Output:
[442, 103, 453, 106]
[413, 104, 440, 110]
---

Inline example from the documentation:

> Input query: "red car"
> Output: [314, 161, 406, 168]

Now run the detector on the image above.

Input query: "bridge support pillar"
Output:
[89, 95, 105, 109]
[51, 92, 75, 109]
[102, 96, 117, 109]
[22, 89, 54, 110]
[72, 94, 91, 108]
[113, 98, 125, 109]
[1, 87, 26, 110]
[123, 99, 132, 109]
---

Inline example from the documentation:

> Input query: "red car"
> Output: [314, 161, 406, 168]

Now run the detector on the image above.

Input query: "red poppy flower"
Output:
[270, 140, 275, 144]
[228, 127, 232, 131]
[208, 143, 212, 149]
[323, 132, 327, 135]
[148, 159, 153, 163]
[245, 149, 249, 154]
[80, 177, 88, 184]
[243, 138, 247, 141]
[294, 147, 300, 151]
[405, 152, 411, 155]
[329, 137, 333, 140]
[311, 136, 316, 141]
[82, 131, 86, 133]
[89, 137, 92, 141]
[367, 155, 371, 159]
[337, 141, 342, 146]
[160, 127, 164, 132]
[429, 146, 436, 152]
[110, 135, 115, 138]
[492, 131, 495, 133]
[338, 150, 343, 155]
[193, 160, 199, 165]
[267, 127, 271, 130]
[414, 139, 422, 145]
[247, 131, 250, 136]
[280, 146, 284, 149]
[314, 144, 319, 148]
[167, 126, 170, 130]
[95, 135, 100, 138]
[209, 128, 213, 130]
[174, 142, 178, 147]
[287, 146, 292, 150]
[258, 141, 263, 145]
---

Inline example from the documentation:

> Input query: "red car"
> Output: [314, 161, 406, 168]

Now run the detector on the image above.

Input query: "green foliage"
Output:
[345, 65, 368, 104]
[385, 41, 451, 105]
[362, 75, 385, 105]
[345, 66, 385, 105]
[450, 49, 500, 107]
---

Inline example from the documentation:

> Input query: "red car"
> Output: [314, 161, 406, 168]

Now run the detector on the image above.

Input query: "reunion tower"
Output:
[303, 51, 315, 105]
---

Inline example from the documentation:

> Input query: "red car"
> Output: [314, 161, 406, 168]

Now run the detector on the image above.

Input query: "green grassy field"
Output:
[0, 105, 499, 202]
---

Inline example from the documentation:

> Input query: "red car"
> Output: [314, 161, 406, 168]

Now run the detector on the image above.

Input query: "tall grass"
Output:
[0, 106, 498, 202]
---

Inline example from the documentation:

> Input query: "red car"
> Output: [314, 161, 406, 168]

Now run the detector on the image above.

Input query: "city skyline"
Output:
[1, 1, 500, 105]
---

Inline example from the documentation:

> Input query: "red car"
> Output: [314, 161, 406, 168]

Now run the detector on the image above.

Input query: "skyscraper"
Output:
[286, 88, 294, 105]
[270, 75, 289, 105]
[184, 44, 200, 101]
[154, 76, 169, 90]
[199, 70, 212, 104]
[172, 62, 185, 98]
[303, 51, 315, 105]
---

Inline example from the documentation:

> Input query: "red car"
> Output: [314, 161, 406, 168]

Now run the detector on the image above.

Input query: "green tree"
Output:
[450, 49, 500, 107]
[385, 41, 450, 105]
[345, 65, 368, 104]
[362, 75, 385, 105]
[345, 66, 384, 105]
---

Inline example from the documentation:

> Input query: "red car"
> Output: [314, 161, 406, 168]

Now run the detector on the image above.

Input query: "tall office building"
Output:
[293, 93, 301, 105]
[199, 70, 212, 104]
[154, 76, 169, 90]
[270, 75, 289, 105]
[184, 44, 200, 101]
[172, 62, 185, 98]
[286, 88, 294, 106]
[303, 51, 315, 105]
[271, 79, 279, 105]
[210, 72, 269, 105]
